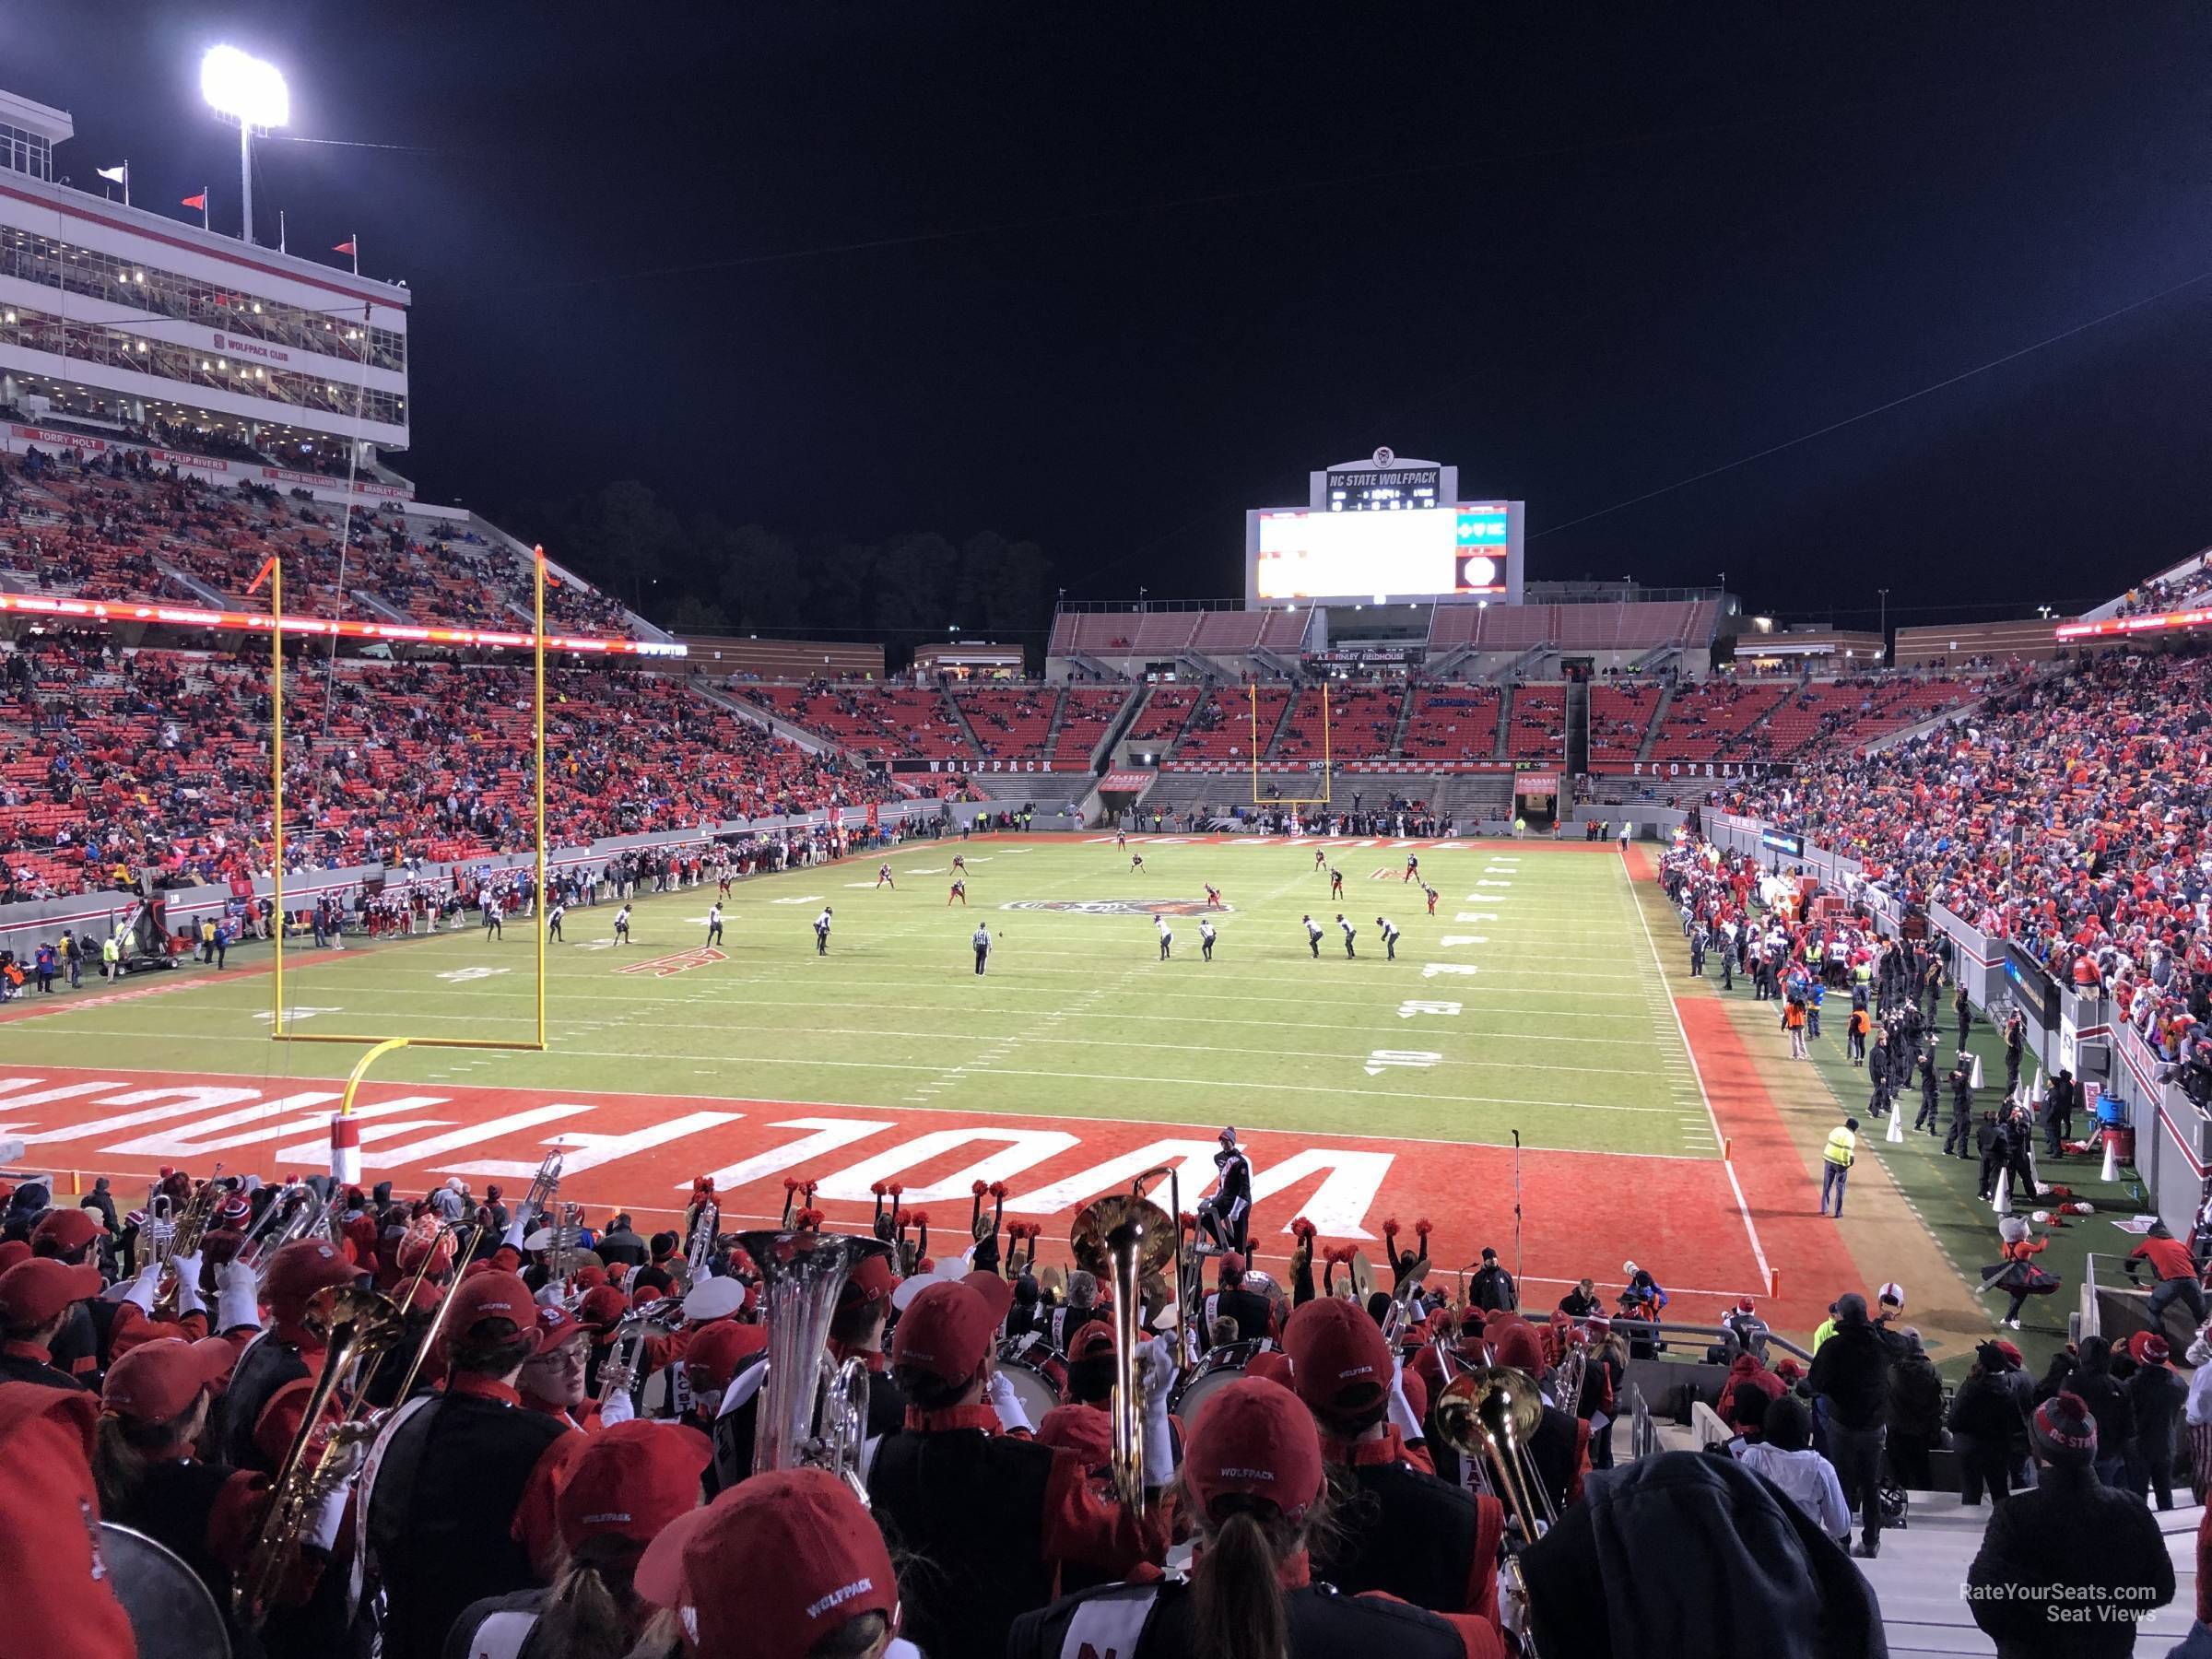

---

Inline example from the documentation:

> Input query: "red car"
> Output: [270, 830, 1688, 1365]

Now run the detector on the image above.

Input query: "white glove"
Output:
[1387, 1355, 1425, 1443]
[535, 1283, 562, 1308]
[302, 1485, 349, 1554]
[1499, 1565, 1527, 1641]
[215, 1260, 261, 1332]
[600, 1385, 635, 1428]
[169, 1251, 208, 1317]
[1139, 1337, 1177, 1488]
[503, 1213, 532, 1250]
[119, 1261, 162, 1313]
[986, 1369, 1031, 1435]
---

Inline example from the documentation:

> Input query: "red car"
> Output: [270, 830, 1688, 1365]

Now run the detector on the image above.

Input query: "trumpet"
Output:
[517, 1150, 564, 1236]
[154, 1166, 227, 1316]
[139, 1192, 176, 1277]
[685, 1197, 720, 1288]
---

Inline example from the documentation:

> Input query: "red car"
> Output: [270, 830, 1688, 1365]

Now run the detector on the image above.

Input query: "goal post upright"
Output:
[267, 549, 550, 1061]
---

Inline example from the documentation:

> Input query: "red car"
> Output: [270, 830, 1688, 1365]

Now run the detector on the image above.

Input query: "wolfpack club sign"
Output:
[1000, 898, 1232, 917]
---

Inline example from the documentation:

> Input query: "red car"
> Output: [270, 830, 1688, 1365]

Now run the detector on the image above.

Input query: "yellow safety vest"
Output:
[1823, 1126, 1856, 1168]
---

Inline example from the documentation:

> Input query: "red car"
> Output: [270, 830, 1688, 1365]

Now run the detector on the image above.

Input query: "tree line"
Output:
[505, 479, 1054, 662]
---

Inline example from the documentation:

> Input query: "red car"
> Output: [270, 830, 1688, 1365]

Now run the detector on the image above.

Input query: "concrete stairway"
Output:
[1637, 680, 1677, 762]
[1855, 1491, 2199, 1654]
[1387, 684, 1418, 759]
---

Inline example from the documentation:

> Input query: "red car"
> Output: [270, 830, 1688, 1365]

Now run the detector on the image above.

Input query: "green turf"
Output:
[1714, 968, 2150, 1375]
[6, 840, 1719, 1156]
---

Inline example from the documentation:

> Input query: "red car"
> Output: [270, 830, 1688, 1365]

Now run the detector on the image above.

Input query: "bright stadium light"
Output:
[201, 45, 288, 247]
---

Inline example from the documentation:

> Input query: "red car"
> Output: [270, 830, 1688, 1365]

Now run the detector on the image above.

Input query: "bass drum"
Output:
[98, 1523, 231, 1659]
[995, 1335, 1066, 1423]
[1171, 1339, 1267, 1426]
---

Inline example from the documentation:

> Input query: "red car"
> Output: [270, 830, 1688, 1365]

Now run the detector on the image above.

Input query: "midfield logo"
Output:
[1000, 899, 1234, 917]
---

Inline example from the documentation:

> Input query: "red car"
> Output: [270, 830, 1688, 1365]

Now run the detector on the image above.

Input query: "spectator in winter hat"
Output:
[1966, 1392, 2173, 1649]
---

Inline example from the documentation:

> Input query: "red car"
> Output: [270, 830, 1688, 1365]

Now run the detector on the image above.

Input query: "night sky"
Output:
[16, 6, 2212, 630]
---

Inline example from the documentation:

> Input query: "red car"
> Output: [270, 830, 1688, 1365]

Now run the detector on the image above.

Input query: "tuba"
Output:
[236, 1183, 336, 1294]
[738, 1228, 888, 1502]
[1071, 1187, 1172, 1517]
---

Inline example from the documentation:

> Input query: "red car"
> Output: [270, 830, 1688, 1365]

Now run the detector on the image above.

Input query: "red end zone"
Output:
[0, 1066, 1775, 1320]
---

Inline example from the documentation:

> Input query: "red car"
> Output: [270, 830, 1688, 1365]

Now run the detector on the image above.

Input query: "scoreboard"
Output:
[1244, 450, 1524, 606]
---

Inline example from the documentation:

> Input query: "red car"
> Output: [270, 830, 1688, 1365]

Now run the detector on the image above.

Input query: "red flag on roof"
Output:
[333, 240, 356, 255]
[182, 192, 206, 210]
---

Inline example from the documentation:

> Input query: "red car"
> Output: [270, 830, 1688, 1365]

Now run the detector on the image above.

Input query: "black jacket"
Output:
[1806, 1321, 1890, 1431]
[1946, 1370, 2023, 1446]
[1966, 1463, 2172, 1656]
[1007, 1577, 1466, 1659]
[2072, 1371, 2136, 1452]
[2130, 1364, 2187, 1453]
[1886, 1355, 1945, 1440]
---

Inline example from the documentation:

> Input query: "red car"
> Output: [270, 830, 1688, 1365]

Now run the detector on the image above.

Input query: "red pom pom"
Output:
[1290, 1217, 1317, 1241]
[1382, 1217, 1401, 1237]
[911, 1209, 930, 1227]
[871, 1181, 888, 1198]
[795, 1207, 825, 1230]
[894, 1208, 912, 1228]
[1179, 1210, 1197, 1230]
[1415, 1218, 1432, 1239]
[785, 1177, 801, 1194]
[971, 1180, 989, 1197]
[887, 1182, 905, 1198]
[988, 1182, 1007, 1199]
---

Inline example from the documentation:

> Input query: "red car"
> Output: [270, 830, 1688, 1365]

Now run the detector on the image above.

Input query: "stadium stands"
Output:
[0, 644, 901, 900]
[1048, 606, 1309, 660]
[954, 683, 1055, 761]
[1125, 682, 1203, 745]
[740, 683, 969, 761]
[0, 448, 636, 637]
[1502, 682, 1566, 760]
[1398, 684, 1502, 763]
[1756, 675, 1982, 759]
[1643, 678, 1788, 761]
[1273, 680, 1402, 761]
[1174, 684, 1290, 762]
[1052, 686, 1131, 767]
[1426, 598, 1720, 653]
[1586, 683, 1661, 759]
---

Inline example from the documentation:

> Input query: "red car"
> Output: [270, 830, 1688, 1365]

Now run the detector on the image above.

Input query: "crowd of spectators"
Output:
[0, 639, 911, 900]
[2118, 552, 2212, 619]
[1714, 646, 2212, 1073]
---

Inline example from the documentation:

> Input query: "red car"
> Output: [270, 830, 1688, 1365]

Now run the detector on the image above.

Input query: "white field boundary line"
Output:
[0, 1060, 1719, 1161]
[21, 1028, 1688, 1121]
[1618, 845, 1774, 1289]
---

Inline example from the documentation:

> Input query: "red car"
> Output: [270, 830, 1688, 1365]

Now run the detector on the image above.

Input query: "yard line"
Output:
[1618, 850, 1772, 1289]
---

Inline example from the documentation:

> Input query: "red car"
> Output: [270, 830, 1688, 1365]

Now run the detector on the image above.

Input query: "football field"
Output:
[0, 836, 1790, 1320]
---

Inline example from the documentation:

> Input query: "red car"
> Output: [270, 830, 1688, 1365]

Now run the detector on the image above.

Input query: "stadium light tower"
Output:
[201, 45, 288, 246]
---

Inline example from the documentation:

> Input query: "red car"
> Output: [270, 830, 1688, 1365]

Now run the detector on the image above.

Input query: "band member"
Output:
[0, 1257, 104, 1390]
[613, 902, 633, 945]
[814, 906, 833, 955]
[828, 1252, 906, 1440]
[1205, 1253, 1274, 1343]
[948, 877, 968, 906]
[1013, 1377, 1490, 1658]
[208, 1238, 359, 1471]
[1304, 913, 1324, 957]
[449, 1420, 713, 1659]
[517, 1304, 600, 1431]
[361, 1271, 582, 1659]
[1281, 1298, 1507, 1621]
[704, 901, 724, 946]
[866, 1277, 1171, 1656]
[1196, 1127, 1253, 1255]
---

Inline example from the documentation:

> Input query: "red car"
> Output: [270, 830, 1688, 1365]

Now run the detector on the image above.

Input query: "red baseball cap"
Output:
[961, 1269, 1014, 1326]
[580, 1285, 630, 1329]
[1219, 1253, 1246, 1279]
[836, 1253, 899, 1314]
[555, 1421, 712, 1552]
[30, 1208, 100, 1256]
[0, 1258, 102, 1327]
[1037, 1401, 1112, 1465]
[1069, 1324, 1117, 1363]
[637, 1467, 898, 1659]
[0, 1240, 30, 1275]
[1245, 1349, 1295, 1391]
[264, 1239, 356, 1310]
[0, 1387, 135, 1659]
[684, 1319, 768, 1394]
[891, 1281, 998, 1382]
[1281, 1298, 1389, 1416]
[573, 1265, 610, 1292]
[534, 1303, 592, 1354]
[100, 1336, 234, 1424]
[1490, 1321, 1546, 1374]
[1183, 1376, 1324, 1523]
[443, 1271, 535, 1339]
[253, 1374, 344, 1471]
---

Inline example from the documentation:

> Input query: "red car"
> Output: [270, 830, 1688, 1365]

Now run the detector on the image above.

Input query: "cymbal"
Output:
[1069, 1194, 1175, 1277]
